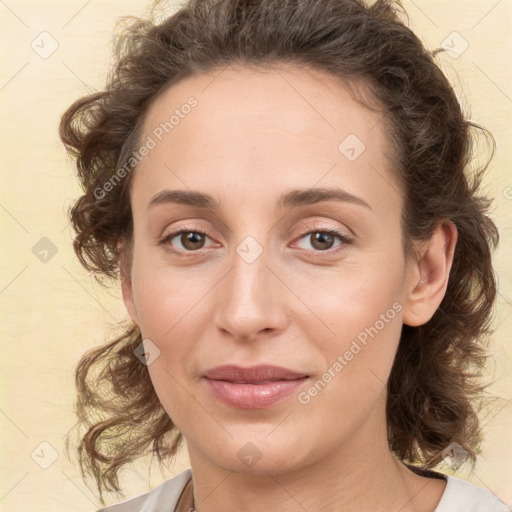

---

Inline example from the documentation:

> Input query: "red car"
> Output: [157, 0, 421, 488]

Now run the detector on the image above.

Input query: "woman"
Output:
[59, 0, 510, 510]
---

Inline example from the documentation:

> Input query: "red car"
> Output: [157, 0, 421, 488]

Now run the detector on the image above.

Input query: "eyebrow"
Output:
[147, 187, 372, 212]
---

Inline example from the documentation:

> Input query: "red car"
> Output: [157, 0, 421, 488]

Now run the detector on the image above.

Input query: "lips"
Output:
[203, 365, 310, 408]
[203, 364, 309, 383]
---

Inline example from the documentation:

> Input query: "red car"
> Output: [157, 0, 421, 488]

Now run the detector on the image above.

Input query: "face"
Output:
[121, 64, 423, 474]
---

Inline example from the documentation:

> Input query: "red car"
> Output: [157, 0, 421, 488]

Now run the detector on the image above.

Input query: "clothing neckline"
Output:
[175, 475, 194, 512]
[175, 464, 512, 512]
[175, 463, 449, 511]
[402, 462, 448, 481]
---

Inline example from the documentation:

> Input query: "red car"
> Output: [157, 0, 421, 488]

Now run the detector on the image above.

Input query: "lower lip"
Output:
[205, 377, 308, 409]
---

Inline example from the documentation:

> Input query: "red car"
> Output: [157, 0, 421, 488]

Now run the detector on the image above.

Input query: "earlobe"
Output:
[118, 239, 139, 325]
[402, 221, 458, 327]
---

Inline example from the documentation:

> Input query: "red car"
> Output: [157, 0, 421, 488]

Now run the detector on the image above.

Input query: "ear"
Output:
[118, 238, 139, 325]
[402, 221, 458, 327]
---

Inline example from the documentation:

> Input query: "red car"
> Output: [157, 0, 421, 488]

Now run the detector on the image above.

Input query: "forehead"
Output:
[132, 64, 401, 215]
[142, 63, 385, 147]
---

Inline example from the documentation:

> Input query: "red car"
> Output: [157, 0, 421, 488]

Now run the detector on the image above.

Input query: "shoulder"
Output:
[95, 467, 192, 512]
[435, 474, 511, 512]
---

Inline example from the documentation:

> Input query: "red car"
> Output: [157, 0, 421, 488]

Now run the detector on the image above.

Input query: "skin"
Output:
[120, 63, 457, 512]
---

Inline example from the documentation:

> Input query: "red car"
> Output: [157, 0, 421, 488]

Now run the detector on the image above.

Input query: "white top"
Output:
[96, 466, 511, 512]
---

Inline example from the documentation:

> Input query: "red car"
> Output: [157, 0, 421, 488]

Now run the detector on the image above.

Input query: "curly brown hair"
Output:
[59, 0, 500, 503]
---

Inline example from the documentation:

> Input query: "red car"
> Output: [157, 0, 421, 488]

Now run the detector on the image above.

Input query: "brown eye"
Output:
[177, 231, 206, 250]
[159, 229, 212, 253]
[295, 229, 350, 253]
[310, 232, 336, 251]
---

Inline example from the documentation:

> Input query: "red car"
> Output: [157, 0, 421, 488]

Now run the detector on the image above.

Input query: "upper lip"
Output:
[203, 365, 309, 383]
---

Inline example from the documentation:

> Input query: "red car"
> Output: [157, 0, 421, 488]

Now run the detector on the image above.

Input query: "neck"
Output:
[186, 397, 445, 512]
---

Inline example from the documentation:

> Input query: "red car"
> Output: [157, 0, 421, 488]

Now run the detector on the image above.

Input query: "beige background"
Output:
[0, 0, 511, 510]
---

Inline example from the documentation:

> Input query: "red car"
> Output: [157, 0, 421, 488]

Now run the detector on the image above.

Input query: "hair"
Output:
[59, 0, 500, 503]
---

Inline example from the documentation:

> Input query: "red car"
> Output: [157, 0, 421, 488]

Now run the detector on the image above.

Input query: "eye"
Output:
[158, 229, 216, 254]
[295, 229, 351, 252]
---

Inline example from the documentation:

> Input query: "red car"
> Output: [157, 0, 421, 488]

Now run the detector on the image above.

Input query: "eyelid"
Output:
[290, 218, 352, 242]
[157, 224, 217, 251]
[290, 226, 352, 256]
[158, 221, 212, 240]
[295, 227, 351, 243]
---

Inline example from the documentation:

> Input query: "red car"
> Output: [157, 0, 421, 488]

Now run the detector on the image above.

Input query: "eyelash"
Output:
[158, 225, 352, 258]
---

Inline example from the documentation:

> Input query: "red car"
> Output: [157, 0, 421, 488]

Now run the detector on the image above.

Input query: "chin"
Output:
[202, 431, 314, 475]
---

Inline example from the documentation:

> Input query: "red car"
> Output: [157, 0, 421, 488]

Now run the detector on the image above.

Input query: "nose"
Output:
[213, 241, 290, 342]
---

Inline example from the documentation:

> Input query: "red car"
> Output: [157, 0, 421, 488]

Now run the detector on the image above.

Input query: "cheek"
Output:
[129, 255, 214, 419]
[299, 257, 404, 348]
[130, 247, 211, 338]
[296, 256, 405, 401]
[292, 280, 403, 447]
[312, 291, 402, 398]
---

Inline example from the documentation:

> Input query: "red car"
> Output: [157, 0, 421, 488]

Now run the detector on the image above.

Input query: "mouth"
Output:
[203, 365, 310, 408]
[203, 364, 309, 382]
